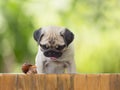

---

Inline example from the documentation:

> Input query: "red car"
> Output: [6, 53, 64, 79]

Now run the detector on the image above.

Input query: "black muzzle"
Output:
[44, 50, 62, 58]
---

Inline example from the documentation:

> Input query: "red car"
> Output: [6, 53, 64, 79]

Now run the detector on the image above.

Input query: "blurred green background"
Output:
[0, 0, 120, 73]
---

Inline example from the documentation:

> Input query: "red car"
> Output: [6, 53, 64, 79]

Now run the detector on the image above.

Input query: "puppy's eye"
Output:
[56, 45, 65, 50]
[40, 44, 49, 49]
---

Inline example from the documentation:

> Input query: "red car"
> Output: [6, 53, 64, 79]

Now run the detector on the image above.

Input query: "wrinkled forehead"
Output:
[40, 36, 65, 46]
[40, 26, 65, 45]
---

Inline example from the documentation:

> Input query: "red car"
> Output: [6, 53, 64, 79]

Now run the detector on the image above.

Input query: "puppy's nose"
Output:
[52, 52, 55, 55]
[48, 52, 54, 55]
[44, 50, 62, 58]
[47, 52, 55, 56]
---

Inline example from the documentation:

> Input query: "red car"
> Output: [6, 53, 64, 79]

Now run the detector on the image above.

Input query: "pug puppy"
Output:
[33, 26, 76, 74]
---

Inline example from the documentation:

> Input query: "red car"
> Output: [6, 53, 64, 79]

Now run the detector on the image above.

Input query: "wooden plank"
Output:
[117, 74, 120, 90]
[17, 74, 33, 90]
[87, 74, 100, 90]
[70, 74, 74, 90]
[45, 74, 57, 90]
[74, 74, 87, 90]
[57, 74, 71, 90]
[0, 74, 120, 90]
[110, 74, 120, 90]
[100, 74, 110, 90]
[0, 74, 2, 90]
[0, 74, 17, 90]
[33, 74, 45, 90]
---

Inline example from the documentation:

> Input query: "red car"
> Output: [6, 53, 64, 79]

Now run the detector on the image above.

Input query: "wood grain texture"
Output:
[17, 74, 33, 90]
[45, 74, 57, 90]
[110, 74, 120, 90]
[100, 74, 110, 90]
[87, 74, 100, 90]
[0, 74, 120, 90]
[0, 74, 17, 90]
[117, 74, 120, 90]
[74, 74, 87, 90]
[33, 74, 45, 90]
[57, 74, 71, 90]
[0, 74, 2, 90]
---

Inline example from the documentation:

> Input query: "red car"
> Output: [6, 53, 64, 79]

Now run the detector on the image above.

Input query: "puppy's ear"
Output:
[33, 28, 43, 43]
[63, 28, 74, 46]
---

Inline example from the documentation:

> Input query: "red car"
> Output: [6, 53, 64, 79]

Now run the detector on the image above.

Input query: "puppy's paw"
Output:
[21, 63, 37, 74]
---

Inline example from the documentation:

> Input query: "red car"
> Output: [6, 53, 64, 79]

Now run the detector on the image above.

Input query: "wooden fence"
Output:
[0, 74, 120, 90]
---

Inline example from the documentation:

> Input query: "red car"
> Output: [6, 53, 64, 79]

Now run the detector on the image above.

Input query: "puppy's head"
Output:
[33, 26, 74, 59]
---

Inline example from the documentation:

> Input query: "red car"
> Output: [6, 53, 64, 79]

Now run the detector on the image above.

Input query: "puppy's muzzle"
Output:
[44, 50, 62, 58]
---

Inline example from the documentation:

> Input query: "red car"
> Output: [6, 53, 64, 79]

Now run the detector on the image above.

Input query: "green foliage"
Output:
[0, 0, 120, 73]
[0, 0, 35, 72]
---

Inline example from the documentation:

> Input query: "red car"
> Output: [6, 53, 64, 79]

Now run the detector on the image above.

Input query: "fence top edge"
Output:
[0, 73, 120, 75]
